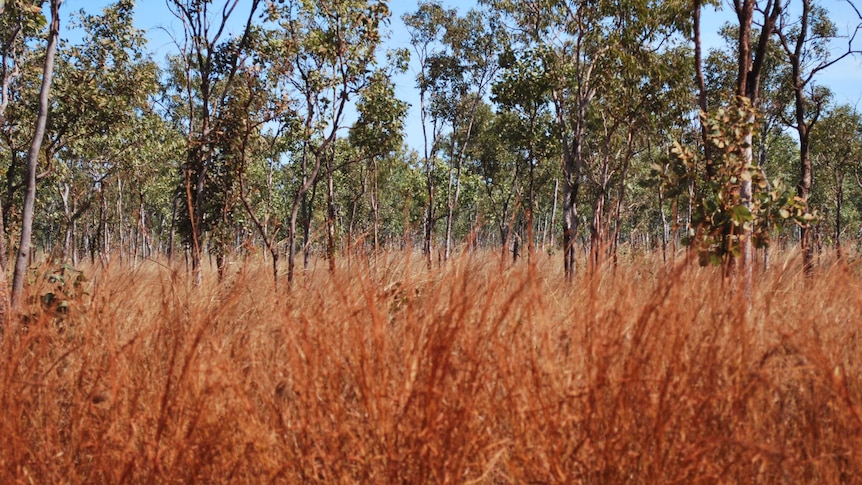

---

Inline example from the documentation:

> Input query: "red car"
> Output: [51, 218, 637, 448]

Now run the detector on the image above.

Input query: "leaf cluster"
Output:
[656, 98, 814, 267]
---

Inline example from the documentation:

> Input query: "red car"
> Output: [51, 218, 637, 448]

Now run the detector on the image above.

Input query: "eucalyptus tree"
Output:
[698, 21, 802, 270]
[47, 0, 160, 265]
[483, 0, 686, 278]
[348, 65, 409, 256]
[403, 1, 449, 266]
[603, 45, 693, 266]
[479, 0, 595, 278]
[10, 0, 61, 310]
[264, 0, 391, 282]
[0, 0, 46, 319]
[810, 104, 862, 259]
[492, 46, 556, 260]
[466, 107, 519, 257]
[775, 0, 862, 271]
[214, 61, 285, 281]
[581, 38, 694, 270]
[675, 1, 784, 279]
[729, 0, 782, 282]
[404, 2, 503, 263]
[439, 9, 503, 261]
[166, 0, 263, 284]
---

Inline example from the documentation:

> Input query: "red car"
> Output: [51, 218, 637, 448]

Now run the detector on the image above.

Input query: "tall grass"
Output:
[1, 251, 861, 483]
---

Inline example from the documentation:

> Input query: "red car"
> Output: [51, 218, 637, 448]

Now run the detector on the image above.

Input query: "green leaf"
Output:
[731, 204, 753, 223]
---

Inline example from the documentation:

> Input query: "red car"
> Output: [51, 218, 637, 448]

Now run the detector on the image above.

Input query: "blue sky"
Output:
[66, 1, 862, 151]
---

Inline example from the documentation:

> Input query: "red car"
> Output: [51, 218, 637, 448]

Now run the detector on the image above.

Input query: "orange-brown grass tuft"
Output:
[1, 252, 862, 483]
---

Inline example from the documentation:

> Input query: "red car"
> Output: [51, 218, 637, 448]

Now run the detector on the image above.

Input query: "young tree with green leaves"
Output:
[673, 0, 783, 282]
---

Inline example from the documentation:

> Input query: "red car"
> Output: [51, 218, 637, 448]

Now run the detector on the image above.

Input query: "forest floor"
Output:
[1, 249, 862, 483]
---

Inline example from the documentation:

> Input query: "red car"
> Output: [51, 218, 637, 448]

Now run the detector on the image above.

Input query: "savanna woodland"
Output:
[2, 0, 862, 482]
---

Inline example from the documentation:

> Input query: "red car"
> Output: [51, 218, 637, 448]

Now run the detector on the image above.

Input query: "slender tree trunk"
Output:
[562, 174, 579, 279]
[143, 195, 151, 260]
[325, 153, 336, 274]
[0, 197, 8, 325]
[443, 113, 477, 262]
[419, 86, 436, 269]
[561, 122, 583, 280]
[444, 136, 456, 262]
[71, 215, 78, 266]
[60, 183, 71, 261]
[785, 0, 815, 272]
[659, 185, 668, 264]
[611, 142, 632, 265]
[739, 111, 754, 282]
[798, 132, 814, 270]
[287, 225, 298, 284]
[370, 157, 380, 259]
[99, 184, 108, 264]
[499, 200, 510, 264]
[693, 0, 712, 163]
[527, 135, 537, 261]
[735, 2, 755, 287]
[116, 175, 126, 264]
[836, 172, 844, 260]
[168, 193, 178, 264]
[549, 178, 558, 249]
[732, 0, 780, 290]
[287, 149, 321, 285]
[424, 173, 434, 269]
[303, 174, 318, 270]
[590, 187, 606, 271]
[11, 0, 61, 310]
[512, 228, 520, 264]
[444, 181, 455, 262]
[559, 90, 588, 280]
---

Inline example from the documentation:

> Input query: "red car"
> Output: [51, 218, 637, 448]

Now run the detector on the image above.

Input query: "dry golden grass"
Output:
[2, 250, 862, 483]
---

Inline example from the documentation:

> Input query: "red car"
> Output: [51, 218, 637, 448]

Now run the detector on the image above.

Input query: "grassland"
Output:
[1, 250, 861, 483]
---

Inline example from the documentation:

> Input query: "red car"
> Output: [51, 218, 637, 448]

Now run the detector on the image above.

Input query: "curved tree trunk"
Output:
[11, 0, 61, 311]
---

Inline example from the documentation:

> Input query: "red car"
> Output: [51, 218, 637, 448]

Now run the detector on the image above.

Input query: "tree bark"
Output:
[693, 0, 713, 169]
[11, 0, 61, 311]
[784, 0, 816, 273]
[562, 148, 580, 281]
[732, 0, 781, 289]
[325, 151, 336, 274]
[370, 157, 380, 258]
[835, 171, 844, 260]
[287, 147, 322, 285]
[0, 197, 8, 326]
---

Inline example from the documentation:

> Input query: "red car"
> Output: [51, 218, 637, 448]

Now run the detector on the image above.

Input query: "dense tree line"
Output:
[0, 0, 861, 299]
